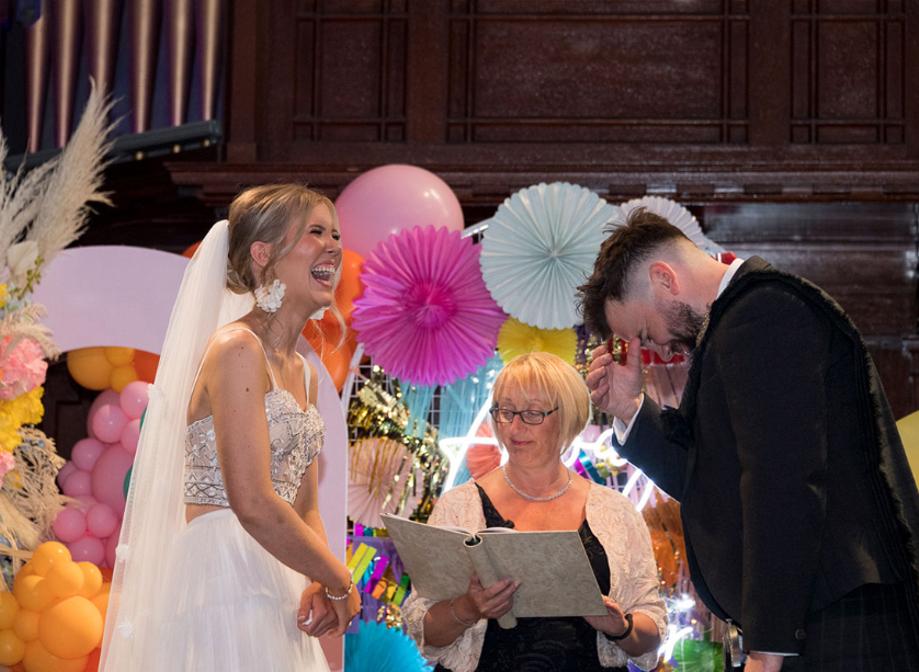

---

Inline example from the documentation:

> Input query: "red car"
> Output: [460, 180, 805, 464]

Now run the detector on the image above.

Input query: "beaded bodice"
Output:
[183, 327, 324, 507]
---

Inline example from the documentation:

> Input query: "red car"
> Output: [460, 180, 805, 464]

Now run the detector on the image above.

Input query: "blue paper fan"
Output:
[479, 182, 616, 330]
[345, 620, 433, 671]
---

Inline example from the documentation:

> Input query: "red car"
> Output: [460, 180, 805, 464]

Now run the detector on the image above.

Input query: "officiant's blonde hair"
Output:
[491, 352, 589, 453]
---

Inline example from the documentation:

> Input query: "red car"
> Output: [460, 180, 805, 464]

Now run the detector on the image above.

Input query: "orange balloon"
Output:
[109, 365, 138, 393]
[335, 249, 364, 324]
[13, 576, 52, 613]
[11, 566, 34, 602]
[323, 346, 353, 393]
[102, 347, 134, 367]
[90, 592, 108, 623]
[0, 629, 25, 666]
[75, 565, 102, 600]
[45, 563, 84, 600]
[12, 610, 39, 643]
[82, 647, 101, 672]
[0, 592, 20, 629]
[32, 543, 71, 578]
[66, 349, 114, 391]
[133, 350, 160, 384]
[182, 241, 201, 258]
[22, 639, 87, 672]
[38, 597, 103, 660]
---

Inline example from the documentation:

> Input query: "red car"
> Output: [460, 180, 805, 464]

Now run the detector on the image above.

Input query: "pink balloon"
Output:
[71, 438, 106, 471]
[67, 535, 105, 566]
[120, 419, 141, 454]
[87, 389, 120, 437]
[57, 461, 77, 487]
[119, 380, 150, 419]
[61, 470, 92, 498]
[336, 164, 464, 260]
[92, 404, 128, 444]
[52, 508, 87, 543]
[90, 445, 135, 513]
[104, 524, 122, 568]
[86, 503, 119, 538]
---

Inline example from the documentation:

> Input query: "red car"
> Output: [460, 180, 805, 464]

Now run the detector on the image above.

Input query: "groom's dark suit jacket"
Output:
[617, 257, 919, 654]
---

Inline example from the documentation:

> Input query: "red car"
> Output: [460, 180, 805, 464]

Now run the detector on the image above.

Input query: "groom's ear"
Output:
[648, 261, 681, 297]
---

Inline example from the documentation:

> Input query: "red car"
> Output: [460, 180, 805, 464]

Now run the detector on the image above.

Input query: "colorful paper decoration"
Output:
[353, 226, 506, 387]
[479, 182, 615, 330]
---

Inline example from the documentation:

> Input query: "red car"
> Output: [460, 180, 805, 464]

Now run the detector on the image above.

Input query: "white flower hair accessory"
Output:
[255, 279, 286, 313]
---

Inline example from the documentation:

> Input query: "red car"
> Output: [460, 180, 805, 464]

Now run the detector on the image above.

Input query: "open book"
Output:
[381, 513, 608, 629]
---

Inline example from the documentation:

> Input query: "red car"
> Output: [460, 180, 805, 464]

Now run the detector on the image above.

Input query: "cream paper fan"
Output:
[348, 437, 422, 529]
[618, 196, 725, 256]
[479, 182, 616, 330]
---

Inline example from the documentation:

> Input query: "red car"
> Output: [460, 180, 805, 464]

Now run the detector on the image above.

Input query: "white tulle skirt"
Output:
[138, 508, 330, 672]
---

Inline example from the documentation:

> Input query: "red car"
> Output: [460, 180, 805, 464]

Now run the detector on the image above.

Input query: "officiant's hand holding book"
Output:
[381, 513, 608, 629]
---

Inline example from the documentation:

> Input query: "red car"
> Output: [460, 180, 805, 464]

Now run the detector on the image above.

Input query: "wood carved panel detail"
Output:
[790, 1, 904, 144]
[292, 0, 408, 142]
[446, 3, 749, 144]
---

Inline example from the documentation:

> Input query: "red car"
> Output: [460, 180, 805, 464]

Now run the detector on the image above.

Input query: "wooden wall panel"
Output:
[168, 0, 919, 417]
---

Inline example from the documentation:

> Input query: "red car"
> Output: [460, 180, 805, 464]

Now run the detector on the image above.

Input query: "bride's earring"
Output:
[255, 279, 286, 313]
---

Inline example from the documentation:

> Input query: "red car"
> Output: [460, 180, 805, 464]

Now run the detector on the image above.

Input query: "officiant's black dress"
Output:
[434, 485, 629, 672]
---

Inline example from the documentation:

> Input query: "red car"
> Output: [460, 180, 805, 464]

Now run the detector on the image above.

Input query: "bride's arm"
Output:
[204, 331, 351, 593]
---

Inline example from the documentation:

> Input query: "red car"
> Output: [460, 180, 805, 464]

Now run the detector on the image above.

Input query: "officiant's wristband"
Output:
[608, 613, 633, 641]
[450, 596, 479, 628]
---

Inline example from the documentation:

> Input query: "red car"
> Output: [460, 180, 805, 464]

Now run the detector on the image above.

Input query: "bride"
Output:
[101, 184, 360, 671]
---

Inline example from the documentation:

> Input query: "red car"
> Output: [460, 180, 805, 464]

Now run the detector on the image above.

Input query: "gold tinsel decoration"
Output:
[348, 370, 447, 523]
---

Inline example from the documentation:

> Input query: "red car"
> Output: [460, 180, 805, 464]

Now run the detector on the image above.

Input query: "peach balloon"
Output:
[0, 592, 19, 629]
[22, 639, 87, 672]
[0, 628, 25, 667]
[45, 562, 84, 599]
[38, 597, 103, 659]
[31, 543, 72, 578]
[76, 564, 102, 600]
[13, 577, 52, 613]
[12, 610, 39, 643]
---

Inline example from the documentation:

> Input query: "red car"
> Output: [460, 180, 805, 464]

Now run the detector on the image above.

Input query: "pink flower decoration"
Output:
[352, 226, 506, 387]
[0, 451, 15, 488]
[0, 337, 47, 400]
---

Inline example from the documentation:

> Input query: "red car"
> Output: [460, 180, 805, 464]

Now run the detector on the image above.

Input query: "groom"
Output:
[578, 208, 919, 671]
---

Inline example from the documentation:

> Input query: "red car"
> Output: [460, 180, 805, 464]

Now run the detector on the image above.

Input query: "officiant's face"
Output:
[494, 384, 562, 466]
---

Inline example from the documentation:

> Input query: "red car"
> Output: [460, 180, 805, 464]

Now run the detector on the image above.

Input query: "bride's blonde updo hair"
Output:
[226, 183, 338, 294]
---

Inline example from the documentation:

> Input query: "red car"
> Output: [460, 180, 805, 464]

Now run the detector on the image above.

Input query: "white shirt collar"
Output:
[716, 258, 745, 299]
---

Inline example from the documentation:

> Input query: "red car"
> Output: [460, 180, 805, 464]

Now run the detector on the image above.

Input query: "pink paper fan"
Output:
[352, 226, 507, 387]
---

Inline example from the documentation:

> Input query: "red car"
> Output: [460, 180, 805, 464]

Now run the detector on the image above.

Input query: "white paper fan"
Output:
[479, 182, 616, 330]
[348, 437, 422, 529]
[619, 196, 725, 256]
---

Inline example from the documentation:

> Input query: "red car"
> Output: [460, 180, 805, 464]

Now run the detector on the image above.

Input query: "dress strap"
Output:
[189, 326, 280, 394]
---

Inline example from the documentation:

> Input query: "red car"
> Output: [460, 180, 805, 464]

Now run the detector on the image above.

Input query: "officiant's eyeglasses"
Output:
[490, 406, 559, 425]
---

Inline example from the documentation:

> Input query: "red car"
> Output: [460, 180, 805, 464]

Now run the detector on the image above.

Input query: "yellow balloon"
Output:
[66, 348, 114, 391]
[0, 628, 25, 666]
[31, 542, 71, 578]
[22, 639, 87, 672]
[45, 562, 84, 600]
[897, 410, 919, 480]
[90, 591, 108, 622]
[0, 592, 19, 629]
[103, 347, 135, 367]
[13, 576, 53, 613]
[12, 609, 40, 642]
[76, 563, 103, 599]
[109, 364, 139, 393]
[38, 597, 103, 660]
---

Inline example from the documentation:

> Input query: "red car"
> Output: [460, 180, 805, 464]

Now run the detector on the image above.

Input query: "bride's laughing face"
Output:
[275, 203, 342, 314]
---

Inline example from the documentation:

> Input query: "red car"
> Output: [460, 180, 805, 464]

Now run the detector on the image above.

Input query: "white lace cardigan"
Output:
[402, 480, 668, 671]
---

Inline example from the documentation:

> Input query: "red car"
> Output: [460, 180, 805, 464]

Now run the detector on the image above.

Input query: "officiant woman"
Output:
[403, 352, 666, 672]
